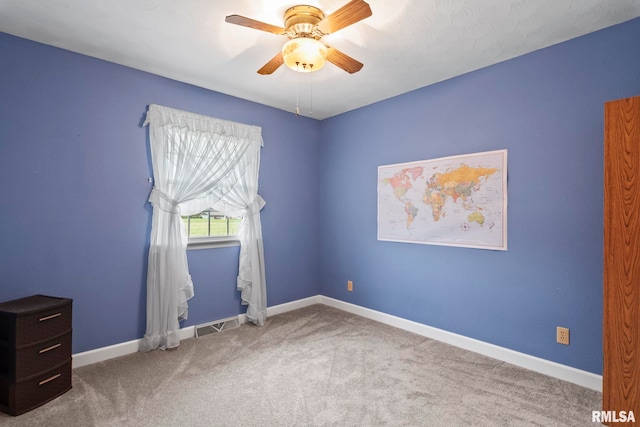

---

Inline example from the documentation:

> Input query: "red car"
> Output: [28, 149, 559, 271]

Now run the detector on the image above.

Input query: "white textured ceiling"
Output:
[1, 0, 639, 119]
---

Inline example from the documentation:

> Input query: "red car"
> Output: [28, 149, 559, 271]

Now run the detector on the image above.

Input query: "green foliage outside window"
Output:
[182, 210, 241, 238]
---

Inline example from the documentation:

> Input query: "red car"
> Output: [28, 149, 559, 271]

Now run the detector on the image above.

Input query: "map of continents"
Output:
[378, 150, 507, 250]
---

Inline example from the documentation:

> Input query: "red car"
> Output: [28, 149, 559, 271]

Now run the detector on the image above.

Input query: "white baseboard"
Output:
[318, 296, 602, 392]
[72, 294, 602, 392]
[72, 296, 322, 369]
[237, 295, 323, 325]
[72, 326, 195, 369]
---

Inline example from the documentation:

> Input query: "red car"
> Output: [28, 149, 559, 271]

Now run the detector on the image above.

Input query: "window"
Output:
[182, 209, 242, 249]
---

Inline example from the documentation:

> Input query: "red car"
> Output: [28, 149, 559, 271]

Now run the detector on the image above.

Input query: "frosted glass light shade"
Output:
[282, 38, 327, 72]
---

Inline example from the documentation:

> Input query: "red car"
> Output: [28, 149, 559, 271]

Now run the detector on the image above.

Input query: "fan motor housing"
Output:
[284, 5, 324, 37]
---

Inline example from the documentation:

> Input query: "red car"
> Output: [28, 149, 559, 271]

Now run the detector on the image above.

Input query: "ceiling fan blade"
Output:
[316, 0, 372, 35]
[326, 46, 363, 74]
[225, 15, 286, 35]
[257, 51, 284, 75]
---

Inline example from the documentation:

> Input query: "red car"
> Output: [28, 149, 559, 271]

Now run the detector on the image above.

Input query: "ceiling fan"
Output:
[225, 0, 372, 75]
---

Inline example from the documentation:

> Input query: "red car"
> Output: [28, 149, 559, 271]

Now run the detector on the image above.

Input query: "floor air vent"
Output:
[195, 316, 240, 338]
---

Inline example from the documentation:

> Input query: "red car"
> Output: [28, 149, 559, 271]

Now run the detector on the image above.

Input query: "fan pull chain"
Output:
[295, 62, 300, 116]
[309, 64, 313, 115]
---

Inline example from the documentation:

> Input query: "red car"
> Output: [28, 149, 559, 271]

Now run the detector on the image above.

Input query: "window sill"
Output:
[187, 237, 240, 250]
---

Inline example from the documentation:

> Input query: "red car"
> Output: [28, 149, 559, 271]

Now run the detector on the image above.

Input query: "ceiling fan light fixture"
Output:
[282, 38, 327, 73]
[226, 1, 371, 75]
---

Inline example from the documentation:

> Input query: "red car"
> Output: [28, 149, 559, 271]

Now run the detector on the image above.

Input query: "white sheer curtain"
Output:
[140, 104, 266, 352]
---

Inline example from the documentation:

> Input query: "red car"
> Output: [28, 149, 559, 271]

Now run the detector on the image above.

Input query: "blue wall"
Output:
[318, 18, 640, 375]
[0, 33, 321, 353]
[1, 18, 639, 374]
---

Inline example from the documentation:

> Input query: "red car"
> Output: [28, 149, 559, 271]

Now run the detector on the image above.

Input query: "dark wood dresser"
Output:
[0, 294, 72, 416]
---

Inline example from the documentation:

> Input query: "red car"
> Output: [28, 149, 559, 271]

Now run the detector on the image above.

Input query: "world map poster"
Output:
[378, 149, 507, 250]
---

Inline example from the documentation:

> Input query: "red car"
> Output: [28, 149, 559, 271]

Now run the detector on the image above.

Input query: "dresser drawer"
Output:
[0, 295, 72, 348]
[0, 331, 72, 382]
[0, 359, 72, 416]
[14, 303, 72, 349]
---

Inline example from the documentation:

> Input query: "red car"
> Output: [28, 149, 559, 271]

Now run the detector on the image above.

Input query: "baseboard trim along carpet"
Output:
[72, 294, 602, 392]
[71, 295, 322, 369]
[317, 296, 602, 392]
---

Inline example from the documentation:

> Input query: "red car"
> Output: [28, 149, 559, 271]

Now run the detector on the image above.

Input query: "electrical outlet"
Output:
[347, 280, 353, 292]
[557, 327, 570, 345]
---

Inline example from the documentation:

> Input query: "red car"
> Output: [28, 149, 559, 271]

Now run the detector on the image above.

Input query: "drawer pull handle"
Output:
[39, 313, 62, 322]
[39, 343, 62, 354]
[38, 373, 61, 386]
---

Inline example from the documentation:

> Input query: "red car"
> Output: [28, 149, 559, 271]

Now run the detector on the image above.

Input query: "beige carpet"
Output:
[1, 304, 602, 426]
